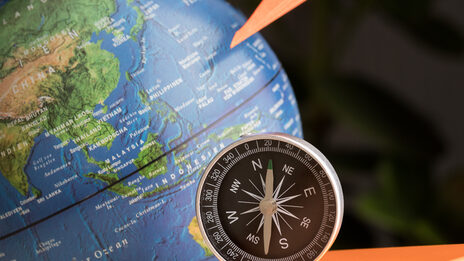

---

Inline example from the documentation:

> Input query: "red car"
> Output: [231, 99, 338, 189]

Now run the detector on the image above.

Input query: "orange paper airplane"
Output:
[230, 0, 307, 48]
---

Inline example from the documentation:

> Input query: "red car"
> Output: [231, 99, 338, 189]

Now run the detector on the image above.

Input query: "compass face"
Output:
[196, 133, 343, 261]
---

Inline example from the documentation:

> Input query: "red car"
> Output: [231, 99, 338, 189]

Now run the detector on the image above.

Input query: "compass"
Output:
[196, 133, 343, 261]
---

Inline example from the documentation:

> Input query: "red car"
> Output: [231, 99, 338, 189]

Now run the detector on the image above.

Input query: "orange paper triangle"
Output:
[231, 0, 307, 48]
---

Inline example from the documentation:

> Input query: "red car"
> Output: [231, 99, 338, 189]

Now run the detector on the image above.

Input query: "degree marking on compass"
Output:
[217, 162, 225, 169]
[208, 225, 218, 230]
[235, 147, 240, 156]
[220, 242, 229, 250]
[206, 182, 218, 188]
[203, 205, 214, 208]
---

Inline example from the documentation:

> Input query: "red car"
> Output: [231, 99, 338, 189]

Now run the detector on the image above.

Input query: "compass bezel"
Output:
[196, 133, 343, 261]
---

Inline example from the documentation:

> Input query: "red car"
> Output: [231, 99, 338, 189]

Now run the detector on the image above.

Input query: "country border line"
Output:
[0, 66, 283, 241]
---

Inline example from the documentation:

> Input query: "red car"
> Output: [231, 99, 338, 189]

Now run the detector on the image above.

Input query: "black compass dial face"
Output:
[197, 136, 342, 261]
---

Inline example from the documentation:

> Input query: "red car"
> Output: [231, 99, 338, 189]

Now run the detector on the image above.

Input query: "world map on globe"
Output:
[0, 0, 302, 259]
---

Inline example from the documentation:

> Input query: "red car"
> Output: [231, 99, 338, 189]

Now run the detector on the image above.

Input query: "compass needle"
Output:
[197, 133, 343, 261]
[261, 159, 275, 255]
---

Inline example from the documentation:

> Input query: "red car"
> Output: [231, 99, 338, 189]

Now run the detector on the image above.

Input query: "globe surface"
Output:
[0, 0, 302, 259]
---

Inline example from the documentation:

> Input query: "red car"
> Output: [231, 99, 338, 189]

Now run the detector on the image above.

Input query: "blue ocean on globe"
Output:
[0, 0, 302, 259]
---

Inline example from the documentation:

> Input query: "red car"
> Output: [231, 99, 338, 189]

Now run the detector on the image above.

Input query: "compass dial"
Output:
[196, 133, 343, 261]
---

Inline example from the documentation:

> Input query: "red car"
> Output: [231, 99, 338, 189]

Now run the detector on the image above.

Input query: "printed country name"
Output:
[24, 29, 79, 58]
[148, 77, 183, 100]
[36, 188, 62, 204]
[102, 138, 143, 165]
[5, 106, 48, 128]
[98, 158, 135, 175]
[0, 140, 29, 159]
[140, 2, 159, 20]
[99, 17, 130, 47]
[127, 161, 200, 198]
[35, 238, 61, 255]
[47, 107, 120, 138]
[0, 206, 30, 220]
[71, 125, 128, 154]
[20, 115, 47, 133]
[197, 95, 214, 109]
[8, 67, 56, 97]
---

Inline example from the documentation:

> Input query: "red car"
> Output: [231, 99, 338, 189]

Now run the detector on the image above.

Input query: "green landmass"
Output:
[0, 0, 115, 77]
[188, 216, 213, 257]
[134, 133, 167, 179]
[41, 42, 120, 150]
[0, 0, 119, 196]
[138, 90, 149, 105]
[0, 125, 37, 195]
[208, 123, 247, 143]
[129, 3, 145, 39]
[85, 172, 137, 196]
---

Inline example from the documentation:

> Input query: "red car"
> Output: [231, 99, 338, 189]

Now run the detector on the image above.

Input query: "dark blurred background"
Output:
[233, 0, 464, 250]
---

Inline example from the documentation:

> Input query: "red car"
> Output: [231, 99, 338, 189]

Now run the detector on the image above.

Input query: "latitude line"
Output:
[0, 67, 284, 241]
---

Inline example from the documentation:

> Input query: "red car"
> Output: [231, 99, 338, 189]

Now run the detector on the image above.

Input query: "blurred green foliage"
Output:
[233, 0, 463, 248]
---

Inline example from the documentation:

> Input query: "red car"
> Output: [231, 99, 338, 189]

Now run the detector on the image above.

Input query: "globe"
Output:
[0, 0, 302, 259]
